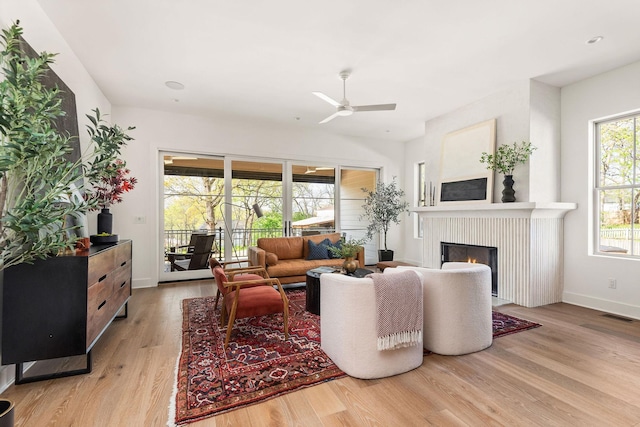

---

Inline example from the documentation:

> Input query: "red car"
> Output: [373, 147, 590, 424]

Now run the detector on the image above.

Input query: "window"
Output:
[595, 113, 640, 256]
[416, 162, 426, 238]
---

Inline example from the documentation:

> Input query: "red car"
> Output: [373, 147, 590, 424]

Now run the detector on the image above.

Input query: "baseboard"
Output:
[0, 362, 35, 393]
[563, 291, 640, 320]
[0, 365, 13, 393]
[132, 277, 155, 289]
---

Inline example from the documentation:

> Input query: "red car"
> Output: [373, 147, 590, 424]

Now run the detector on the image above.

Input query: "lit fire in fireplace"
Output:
[467, 258, 477, 263]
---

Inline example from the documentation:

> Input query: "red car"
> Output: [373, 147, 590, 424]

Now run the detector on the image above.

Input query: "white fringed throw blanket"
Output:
[370, 271, 423, 351]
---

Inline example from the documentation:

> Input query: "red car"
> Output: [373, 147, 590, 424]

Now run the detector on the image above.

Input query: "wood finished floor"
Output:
[2, 279, 640, 426]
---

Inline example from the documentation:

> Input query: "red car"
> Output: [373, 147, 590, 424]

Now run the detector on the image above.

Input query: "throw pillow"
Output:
[307, 239, 329, 260]
[265, 252, 278, 266]
[328, 239, 342, 259]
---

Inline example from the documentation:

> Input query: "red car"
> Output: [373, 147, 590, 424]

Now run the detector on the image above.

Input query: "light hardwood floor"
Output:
[2, 279, 640, 426]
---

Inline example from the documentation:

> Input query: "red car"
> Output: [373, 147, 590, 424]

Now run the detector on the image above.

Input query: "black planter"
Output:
[0, 399, 14, 427]
[378, 249, 394, 262]
[501, 175, 516, 203]
[97, 208, 113, 234]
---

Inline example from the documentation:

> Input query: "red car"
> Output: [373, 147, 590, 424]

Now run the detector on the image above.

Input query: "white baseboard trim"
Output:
[563, 291, 640, 320]
[132, 277, 156, 289]
[0, 365, 13, 393]
[0, 362, 35, 393]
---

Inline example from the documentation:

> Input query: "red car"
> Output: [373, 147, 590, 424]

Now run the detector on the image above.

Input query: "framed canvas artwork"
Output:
[439, 119, 496, 204]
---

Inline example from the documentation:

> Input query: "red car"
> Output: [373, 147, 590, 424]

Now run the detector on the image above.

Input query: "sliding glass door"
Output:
[340, 168, 378, 265]
[160, 152, 377, 281]
[290, 164, 335, 236]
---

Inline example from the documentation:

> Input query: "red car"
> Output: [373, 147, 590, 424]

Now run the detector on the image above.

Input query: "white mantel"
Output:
[413, 202, 577, 307]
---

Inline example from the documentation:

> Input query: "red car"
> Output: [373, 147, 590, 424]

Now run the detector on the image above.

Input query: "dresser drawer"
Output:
[87, 249, 116, 286]
[113, 241, 132, 270]
[86, 280, 114, 345]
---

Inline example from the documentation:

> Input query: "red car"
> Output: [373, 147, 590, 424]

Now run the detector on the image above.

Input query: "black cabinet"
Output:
[0, 240, 132, 383]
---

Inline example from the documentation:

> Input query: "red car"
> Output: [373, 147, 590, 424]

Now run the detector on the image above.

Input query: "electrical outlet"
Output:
[608, 278, 617, 289]
[133, 215, 146, 224]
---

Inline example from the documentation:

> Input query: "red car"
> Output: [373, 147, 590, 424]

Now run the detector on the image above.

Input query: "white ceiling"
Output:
[36, 0, 640, 142]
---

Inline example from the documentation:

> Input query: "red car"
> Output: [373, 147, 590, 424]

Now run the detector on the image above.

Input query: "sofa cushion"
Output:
[265, 252, 278, 266]
[257, 236, 303, 260]
[307, 239, 330, 260]
[302, 233, 341, 259]
[267, 258, 344, 278]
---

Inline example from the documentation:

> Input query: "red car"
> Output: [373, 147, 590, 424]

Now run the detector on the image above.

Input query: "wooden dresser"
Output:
[0, 240, 132, 383]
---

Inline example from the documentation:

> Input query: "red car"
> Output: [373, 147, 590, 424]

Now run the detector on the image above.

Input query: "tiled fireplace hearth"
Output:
[413, 202, 576, 307]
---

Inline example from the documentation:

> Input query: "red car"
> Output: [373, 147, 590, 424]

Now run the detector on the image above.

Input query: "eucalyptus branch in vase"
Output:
[479, 141, 536, 203]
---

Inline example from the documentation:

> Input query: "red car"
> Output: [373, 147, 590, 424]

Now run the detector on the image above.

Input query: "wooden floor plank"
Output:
[2, 280, 640, 426]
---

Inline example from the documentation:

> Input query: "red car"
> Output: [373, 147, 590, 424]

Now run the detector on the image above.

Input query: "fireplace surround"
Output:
[414, 202, 576, 307]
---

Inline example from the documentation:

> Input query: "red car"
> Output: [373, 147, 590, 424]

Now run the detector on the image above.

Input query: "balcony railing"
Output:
[164, 227, 336, 260]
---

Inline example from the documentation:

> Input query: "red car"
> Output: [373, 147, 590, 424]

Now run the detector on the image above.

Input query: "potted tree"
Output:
[480, 141, 536, 202]
[361, 177, 409, 262]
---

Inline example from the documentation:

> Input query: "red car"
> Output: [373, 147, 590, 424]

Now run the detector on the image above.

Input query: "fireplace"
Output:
[441, 242, 498, 296]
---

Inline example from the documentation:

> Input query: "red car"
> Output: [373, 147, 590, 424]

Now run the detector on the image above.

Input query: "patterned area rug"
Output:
[492, 310, 541, 338]
[171, 290, 541, 425]
[172, 290, 344, 425]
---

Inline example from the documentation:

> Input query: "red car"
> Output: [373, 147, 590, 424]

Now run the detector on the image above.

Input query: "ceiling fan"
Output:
[313, 71, 396, 124]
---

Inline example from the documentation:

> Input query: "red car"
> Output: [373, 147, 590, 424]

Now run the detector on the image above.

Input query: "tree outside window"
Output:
[596, 114, 640, 255]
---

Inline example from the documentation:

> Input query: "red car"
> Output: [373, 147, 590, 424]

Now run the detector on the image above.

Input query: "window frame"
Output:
[594, 111, 640, 258]
[416, 161, 426, 238]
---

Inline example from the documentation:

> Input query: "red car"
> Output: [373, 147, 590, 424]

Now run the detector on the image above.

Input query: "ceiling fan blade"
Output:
[352, 103, 396, 112]
[313, 92, 341, 107]
[319, 112, 340, 124]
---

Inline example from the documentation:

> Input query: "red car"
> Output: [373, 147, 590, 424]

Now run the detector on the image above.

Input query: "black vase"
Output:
[97, 208, 113, 234]
[502, 175, 516, 203]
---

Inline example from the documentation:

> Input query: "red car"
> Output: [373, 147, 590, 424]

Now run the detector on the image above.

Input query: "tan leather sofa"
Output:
[248, 233, 365, 284]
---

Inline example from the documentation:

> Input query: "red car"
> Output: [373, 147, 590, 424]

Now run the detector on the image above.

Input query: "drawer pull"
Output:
[120, 261, 127, 267]
[120, 281, 126, 288]
[98, 274, 107, 282]
[98, 300, 107, 310]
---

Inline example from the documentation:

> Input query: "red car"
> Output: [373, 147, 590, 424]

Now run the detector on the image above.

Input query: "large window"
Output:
[416, 162, 426, 238]
[595, 113, 640, 256]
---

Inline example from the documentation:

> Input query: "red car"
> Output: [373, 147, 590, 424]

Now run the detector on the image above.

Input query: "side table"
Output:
[305, 267, 374, 315]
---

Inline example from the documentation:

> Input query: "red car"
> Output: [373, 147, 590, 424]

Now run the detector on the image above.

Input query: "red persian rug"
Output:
[172, 290, 345, 425]
[492, 310, 541, 338]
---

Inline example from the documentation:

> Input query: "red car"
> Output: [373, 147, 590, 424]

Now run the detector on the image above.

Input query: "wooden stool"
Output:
[376, 261, 416, 271]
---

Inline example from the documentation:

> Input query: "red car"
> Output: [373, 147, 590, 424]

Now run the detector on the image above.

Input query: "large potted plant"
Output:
[480, 141, 536, 202]
[0, 22, 134, 270]
[361, 177, 409, 262]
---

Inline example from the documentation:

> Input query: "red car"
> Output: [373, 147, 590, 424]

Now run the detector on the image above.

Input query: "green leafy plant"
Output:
[0, 22, 134, 270]
[327, 237, 366, 259]
[480, 141, 537, 175]
[361, 177, 409, 251]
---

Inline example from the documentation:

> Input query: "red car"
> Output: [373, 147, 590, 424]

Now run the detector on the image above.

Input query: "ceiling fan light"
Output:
[336, 109, 353, 117]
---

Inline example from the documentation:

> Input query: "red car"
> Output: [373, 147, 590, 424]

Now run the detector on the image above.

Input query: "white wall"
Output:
[112, 106, 406, 287]
[0, 1, 111, 151]
[420, 80, 560, 204]
[402, 136, 426, 266]
[423, 80, 533, 203]
[561, 60, 640, 319]
[529, 80, 561, 202]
